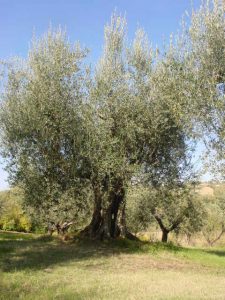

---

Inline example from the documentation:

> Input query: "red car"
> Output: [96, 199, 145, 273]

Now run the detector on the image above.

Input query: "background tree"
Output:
[127, 182, 201, 243]
[201, 192, 225, 246]
[0, 188, 31, 232]
[126, 142, 201, 243]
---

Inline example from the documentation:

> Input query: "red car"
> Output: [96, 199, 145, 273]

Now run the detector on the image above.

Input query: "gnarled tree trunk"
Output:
[81, 178, 136, 240]
[80, 184, 103, 238]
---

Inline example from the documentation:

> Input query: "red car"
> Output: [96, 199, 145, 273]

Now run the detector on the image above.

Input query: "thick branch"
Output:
[169, 217, 183, 232]
[154, 213, 183, 233]
[154, 214, 168, 233]
[204, 224, 225, 246]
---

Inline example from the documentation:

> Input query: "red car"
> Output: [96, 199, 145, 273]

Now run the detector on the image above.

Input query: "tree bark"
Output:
[80, 184, 103, 238]
[154, 214, 183, 243]
[162, 229, 169, 243]
[81, 178, 135, 240]
[154, 215, 169, 243]
[94, 185, 124, 239]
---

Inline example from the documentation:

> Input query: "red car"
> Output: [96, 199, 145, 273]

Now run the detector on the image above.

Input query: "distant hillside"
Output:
[196, 182, 225, 197]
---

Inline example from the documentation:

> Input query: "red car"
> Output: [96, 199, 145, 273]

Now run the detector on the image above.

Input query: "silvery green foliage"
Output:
[191, 1, 225, 131]
[202, 196, 225, 245]
[0, 28, 91, 224]
[158, 0, 225, 180]
[190, 0, 225, 83]
[126, 185, 155, 234]
[126, 182, 201, 239]
[88, 13, 189, 209]
[0, 13, 195, 232]
[190, 1, 225, 178]
[185, 2, 225, 137]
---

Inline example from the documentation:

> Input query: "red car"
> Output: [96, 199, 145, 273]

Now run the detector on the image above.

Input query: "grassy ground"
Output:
[1, 231, 225, 300]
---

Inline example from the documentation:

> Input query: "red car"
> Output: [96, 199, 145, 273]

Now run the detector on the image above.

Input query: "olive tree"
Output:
[202, 198, 225, 246]
[0, 12, 201, 240]
[126, 177, 201, 243]
[202, 189, 225, 246]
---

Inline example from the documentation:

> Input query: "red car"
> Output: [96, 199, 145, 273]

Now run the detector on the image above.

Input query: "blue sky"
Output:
[0, 0, 203, 189]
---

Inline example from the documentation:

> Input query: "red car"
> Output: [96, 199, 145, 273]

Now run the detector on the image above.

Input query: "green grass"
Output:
[1, 231, 225, 300]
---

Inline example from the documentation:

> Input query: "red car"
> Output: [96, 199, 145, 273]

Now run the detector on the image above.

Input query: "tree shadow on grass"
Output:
[0, 235, 136, 272]
[0, 234, 183, 273]
[203, 249, 225, 257]
[1, 239, 88, 271]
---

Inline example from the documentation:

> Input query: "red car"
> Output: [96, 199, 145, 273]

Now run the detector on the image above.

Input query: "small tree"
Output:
[155, 185, 200, 242]
[202, 196, 225, 246]
[127, 183, 201, 243]
[176, 194, 205, 244]
[126, 140, 202, 243]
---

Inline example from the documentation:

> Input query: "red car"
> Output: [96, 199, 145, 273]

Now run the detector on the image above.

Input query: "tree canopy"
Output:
[0, 1, 225, 241]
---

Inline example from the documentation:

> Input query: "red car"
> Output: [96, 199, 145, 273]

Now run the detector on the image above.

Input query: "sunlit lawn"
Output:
[1, 231, 225, 300]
